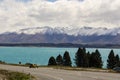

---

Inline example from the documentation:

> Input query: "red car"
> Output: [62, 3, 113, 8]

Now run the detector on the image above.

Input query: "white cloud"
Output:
[0, 0, 120, 33]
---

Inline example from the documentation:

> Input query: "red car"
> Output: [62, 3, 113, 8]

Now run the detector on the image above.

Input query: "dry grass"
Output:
[0, 69, 34, 80]
[52, 66, 118, 73]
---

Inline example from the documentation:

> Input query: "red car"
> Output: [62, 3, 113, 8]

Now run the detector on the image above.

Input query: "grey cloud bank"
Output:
[0, 0, 120, 33]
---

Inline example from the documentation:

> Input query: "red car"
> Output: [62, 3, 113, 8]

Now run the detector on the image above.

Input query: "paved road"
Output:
[0, 64, 120, 80]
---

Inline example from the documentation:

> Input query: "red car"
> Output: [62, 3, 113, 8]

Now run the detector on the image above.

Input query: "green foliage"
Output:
[115, 54, 120, 65]
[107, 52, 120, 68]
[107, 50, 116, 69]
[63, 51, 72, 66]
[74, 48, 84, 67]
[0, 69, 32, 80]
[46, 47, 120, 69]
[8, 72, 31, 80]
[56, 54, 63, 66]
[114, 54, 120, 67]
[89, 49, 103, 68]
[115, 61, 120, 67]
[95, 49, 103, 68]
[74, 48, 89, 67]
[74, 48, 102, 68]
[48, 56, 57, 66]
[87, 51, 91, 67]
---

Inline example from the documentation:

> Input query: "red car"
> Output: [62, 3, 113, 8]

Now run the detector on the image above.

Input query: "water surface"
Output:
[0, 47, 120, 68]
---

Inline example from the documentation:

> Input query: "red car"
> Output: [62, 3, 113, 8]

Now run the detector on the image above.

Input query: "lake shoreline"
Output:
[0, 47, 120, 68]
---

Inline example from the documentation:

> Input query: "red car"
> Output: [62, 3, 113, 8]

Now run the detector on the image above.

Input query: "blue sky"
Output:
[0, 0, 120, 33]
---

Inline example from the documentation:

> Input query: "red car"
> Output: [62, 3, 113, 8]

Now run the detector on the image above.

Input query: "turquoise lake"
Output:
[0, 47, 120, 68]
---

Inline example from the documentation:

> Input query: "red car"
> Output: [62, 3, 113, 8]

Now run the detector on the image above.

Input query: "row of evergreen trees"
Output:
[75, 48, 103, 68]
[48, 51, 72, 66]
[107, 50, 120, 69]
[48, 48, 120, 69]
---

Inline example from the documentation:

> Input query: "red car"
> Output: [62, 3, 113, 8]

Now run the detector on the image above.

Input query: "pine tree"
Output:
[115, 54, 119, 63]
[115, 61, 120, 67]
[87, 51, 91, 67]
[56, 54, 63, 66]
[107, 50, 116, 69]
[89, 52, 95, 67]
[83, 51, 89, 67]
[95, 49, 103, 68]
[48, 56, 57, 66]
[74, 48, 89, 67]
[83, 47, 86, 53]
[89, 49, 103, 68]
[74, 48, 84, 67]
[82, 47, 89, 67]
[63, 51, 72, 66]
[115, 54, 120, 67]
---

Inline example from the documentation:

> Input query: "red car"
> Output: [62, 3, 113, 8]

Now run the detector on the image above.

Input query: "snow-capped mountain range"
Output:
[16, 26, 120, 36]
[0, 26, 120, 44]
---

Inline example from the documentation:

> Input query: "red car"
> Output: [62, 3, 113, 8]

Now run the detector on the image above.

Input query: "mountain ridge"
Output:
[13, 26, 120, 36]
[0, 26, 120, 44]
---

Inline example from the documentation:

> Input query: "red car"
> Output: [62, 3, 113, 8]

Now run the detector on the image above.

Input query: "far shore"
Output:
[0, 43, 120, 48]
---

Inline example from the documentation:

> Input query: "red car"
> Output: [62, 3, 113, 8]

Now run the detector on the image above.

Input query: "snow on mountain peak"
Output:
[15, 26, 120, 36]
[17, 26, 62, 34]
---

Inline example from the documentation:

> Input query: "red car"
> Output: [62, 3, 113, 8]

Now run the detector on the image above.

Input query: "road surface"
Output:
[0, 64, 120, 80]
